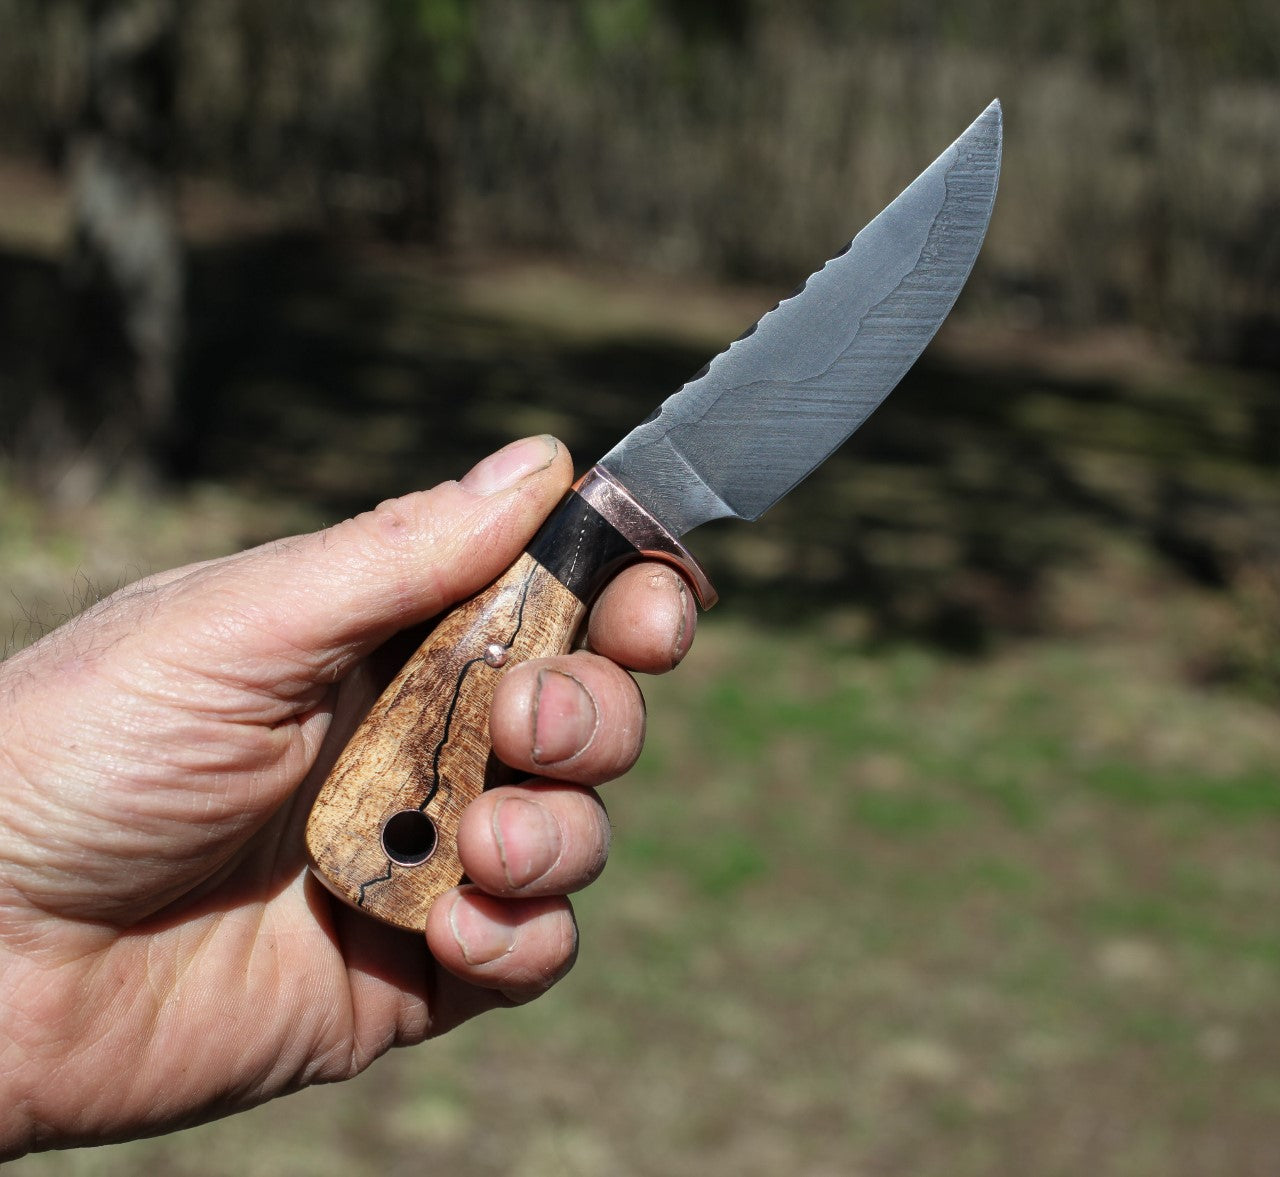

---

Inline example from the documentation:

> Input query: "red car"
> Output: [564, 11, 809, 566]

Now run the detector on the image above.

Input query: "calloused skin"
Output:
[0, 436, 696, 1158]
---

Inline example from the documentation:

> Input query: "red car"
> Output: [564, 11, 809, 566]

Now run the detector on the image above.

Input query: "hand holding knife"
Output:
[306, 101, 1004, 931]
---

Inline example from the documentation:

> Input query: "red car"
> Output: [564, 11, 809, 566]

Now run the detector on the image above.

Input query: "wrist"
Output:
[0, 934, 115, 1158]
[0, 949, 42, 1160]
[0, 1085, 34, 1162]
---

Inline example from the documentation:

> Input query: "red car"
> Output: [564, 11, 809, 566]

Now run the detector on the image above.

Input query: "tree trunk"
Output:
[58, 0, 182, 498]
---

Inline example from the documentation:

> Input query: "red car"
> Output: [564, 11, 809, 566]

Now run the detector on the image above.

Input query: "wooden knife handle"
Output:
[305, 466, 716, 932]
[305, 551, 585, 929]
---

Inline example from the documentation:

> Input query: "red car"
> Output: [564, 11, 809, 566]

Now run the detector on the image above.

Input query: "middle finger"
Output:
[490, 651, 646, 784]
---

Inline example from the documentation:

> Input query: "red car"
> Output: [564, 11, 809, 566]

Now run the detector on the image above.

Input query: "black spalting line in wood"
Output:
[356, 861, 394, 907]
[416, 653, 486, 814]
[354, 565, 539, 906]
[418, 569, 538, 812]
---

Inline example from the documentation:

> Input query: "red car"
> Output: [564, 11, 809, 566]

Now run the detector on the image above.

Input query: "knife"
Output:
[306, 100, 1002, 932]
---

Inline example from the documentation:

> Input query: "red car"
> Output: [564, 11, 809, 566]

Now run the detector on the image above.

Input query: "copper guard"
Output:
[573, 465, 718, 608]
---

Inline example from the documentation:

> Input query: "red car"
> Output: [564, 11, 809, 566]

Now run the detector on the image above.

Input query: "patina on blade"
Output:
[600, 99, 1003, 537]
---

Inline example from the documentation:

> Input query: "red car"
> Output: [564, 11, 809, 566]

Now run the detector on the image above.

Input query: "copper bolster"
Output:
[573, 465, 718, 609]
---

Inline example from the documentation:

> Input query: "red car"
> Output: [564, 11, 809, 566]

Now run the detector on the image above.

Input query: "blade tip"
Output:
[963, 98, 1004, 162]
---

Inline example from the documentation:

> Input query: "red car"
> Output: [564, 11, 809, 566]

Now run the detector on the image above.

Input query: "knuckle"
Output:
[328, 492, 450, 615]
[351, 493, 428, 550]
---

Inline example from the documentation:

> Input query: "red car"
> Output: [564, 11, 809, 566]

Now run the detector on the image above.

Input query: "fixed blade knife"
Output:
[306, 100, 1003, 931]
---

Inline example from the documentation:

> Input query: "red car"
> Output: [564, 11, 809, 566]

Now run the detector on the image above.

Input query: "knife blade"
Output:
[306, 100, 1002, 931]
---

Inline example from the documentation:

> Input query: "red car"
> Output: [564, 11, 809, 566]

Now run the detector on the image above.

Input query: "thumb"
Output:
[164, 435, 572, 691]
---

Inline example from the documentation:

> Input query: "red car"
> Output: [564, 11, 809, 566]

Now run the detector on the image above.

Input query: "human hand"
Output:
[0, 436, 696, 1157]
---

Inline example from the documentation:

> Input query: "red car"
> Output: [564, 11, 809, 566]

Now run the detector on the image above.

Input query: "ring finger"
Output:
[457, 782, 611, 897]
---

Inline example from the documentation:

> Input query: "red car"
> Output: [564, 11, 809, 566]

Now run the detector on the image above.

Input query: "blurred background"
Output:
[2, 1, 1278, 1174]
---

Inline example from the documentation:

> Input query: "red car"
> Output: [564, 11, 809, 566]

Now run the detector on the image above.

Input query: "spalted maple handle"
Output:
[305, 551, 586, 931]
[306, 467, 716, 933]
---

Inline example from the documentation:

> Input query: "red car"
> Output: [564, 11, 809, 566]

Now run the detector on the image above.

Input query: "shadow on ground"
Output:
[4, 234, 1278, 655]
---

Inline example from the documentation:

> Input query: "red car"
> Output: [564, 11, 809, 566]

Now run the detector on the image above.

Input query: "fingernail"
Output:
[494, 797, 563, 889]
[448, 893, 518, 966]
[532, 669, 599, 766]
[460, 436, 559, 496]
